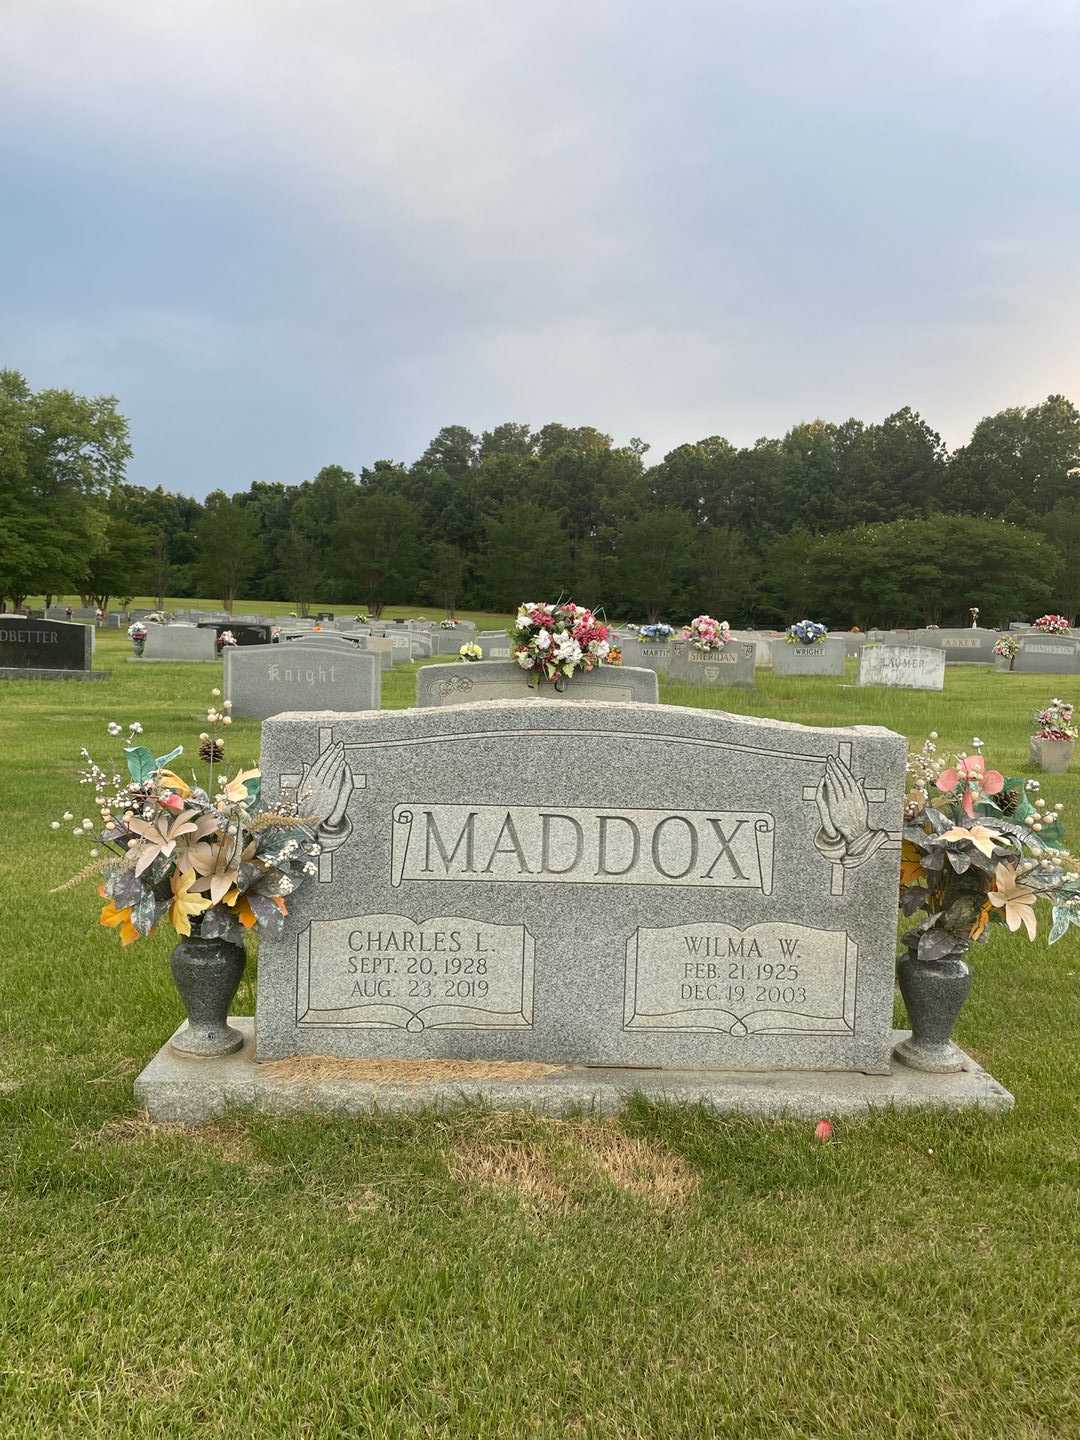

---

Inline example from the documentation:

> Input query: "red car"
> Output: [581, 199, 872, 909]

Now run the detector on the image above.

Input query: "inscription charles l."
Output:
[391, 803, 776, 892]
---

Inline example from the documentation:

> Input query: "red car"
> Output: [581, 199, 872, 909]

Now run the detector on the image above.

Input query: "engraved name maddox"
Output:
[391, 804, 776, 892]
[296, 914, 534, 1031]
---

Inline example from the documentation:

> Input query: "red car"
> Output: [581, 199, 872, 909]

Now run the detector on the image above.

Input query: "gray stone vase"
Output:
[894, 952, 972, 1073]
[169, 933, 246, 1057]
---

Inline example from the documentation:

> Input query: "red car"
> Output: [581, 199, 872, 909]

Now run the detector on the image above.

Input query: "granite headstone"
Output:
[415, 661, 659, 707]
[858, 645, 946, 692]
[225, 644, 381, 720]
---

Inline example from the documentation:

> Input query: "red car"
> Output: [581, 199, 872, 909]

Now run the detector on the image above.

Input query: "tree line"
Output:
[3, 366, 1079, 627]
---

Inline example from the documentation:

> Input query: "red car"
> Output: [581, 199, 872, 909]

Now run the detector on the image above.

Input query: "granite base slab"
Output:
[134, 1018, 1014, 1125]
[0, 668, 109, 681]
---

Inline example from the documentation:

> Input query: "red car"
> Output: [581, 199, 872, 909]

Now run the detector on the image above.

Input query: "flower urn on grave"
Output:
[894, 948, 972, 1074]
[1029, 737, 1075, 774]
[169, 927, 247, 1057]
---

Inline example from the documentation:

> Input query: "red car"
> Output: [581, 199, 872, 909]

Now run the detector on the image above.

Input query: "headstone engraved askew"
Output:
[858, 645, 945, 692]
[913, 628, 999, 664]
[414, 661, 658, 707]
[255, 700, 906, 1073]
[225, 644, 381, 720]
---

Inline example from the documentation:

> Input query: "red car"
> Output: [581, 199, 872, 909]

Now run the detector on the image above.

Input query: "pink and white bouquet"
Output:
[681, 614, 731, 652]
[1033, 614, 1071, 635]
[512, 601, 612, 687]
[1033, 699, 1077, 742]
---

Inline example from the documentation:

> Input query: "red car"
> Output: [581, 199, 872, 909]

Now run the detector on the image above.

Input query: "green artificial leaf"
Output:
[124, 745, 158, 783]
[243, 775, 261, 804]
[155, 745, 183, 770]
[1049, 906, 1071, 945]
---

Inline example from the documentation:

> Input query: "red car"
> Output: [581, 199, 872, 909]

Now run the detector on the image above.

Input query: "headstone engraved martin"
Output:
[256, 700, 904, 1072]
[415, 661, 658, 707]
[771, 638, 847, 676]
[858, 645, 945, 692]
[225, 644, 381, 720]
[666, 642, 755, 689]
[0, 617, 95, 678]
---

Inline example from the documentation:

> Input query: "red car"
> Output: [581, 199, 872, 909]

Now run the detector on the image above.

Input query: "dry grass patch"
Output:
[259, 1055, 566, 1086]
[449, 1114, 699, 1213]
[77, 1113, 261, 1166]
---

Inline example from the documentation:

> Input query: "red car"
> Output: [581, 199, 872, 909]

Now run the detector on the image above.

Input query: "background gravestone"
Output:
[626, 639, 673, 674]
[771, 638, 847, 676]
[198, 621, 273, 646]
[858, 645, 945, 691]
[257, 699, 905, 1074]
[478, 632, 513, 660]
[359, 637, 395, 671]
[225, 644, 381, 720]
[1012, 637, 1080, 674]
[666, 642, 755, 689]
[135, 625, 218, 662]
[913, 628, 999, 664]
[0, 617, 95, 678]
[415, 661, 658, 707]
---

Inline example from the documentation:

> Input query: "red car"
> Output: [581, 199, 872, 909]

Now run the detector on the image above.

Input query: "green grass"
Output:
[4, 629, 1080, 1438]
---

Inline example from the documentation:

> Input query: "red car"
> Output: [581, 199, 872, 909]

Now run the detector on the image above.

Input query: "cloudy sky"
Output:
[3, 0, 1079, 496]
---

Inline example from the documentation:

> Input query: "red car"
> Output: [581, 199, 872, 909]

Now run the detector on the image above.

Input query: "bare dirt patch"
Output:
[258, 1055, 567, 1085]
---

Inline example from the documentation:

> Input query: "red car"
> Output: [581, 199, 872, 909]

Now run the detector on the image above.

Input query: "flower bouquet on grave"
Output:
[440, 617, 459, 629]
[785, 620, 828, 647]
[638, 623, 673, 641]
[50, 689, 323, 1056]
[1032, 614, 1071, 635]
[215, 629, 238, 654]
[606, 645, 623, 666]
[127, 621, 148, 657]
[897, 733, 1080, 1071]
[1030, 699, 1077, 773]
[511, 601, 612, 691]
[681, 614, 731, 651]
[459, 642, 482, 662]
[993, 634, 1021, 669]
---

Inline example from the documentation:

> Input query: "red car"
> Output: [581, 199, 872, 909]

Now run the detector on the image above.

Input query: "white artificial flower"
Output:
[222, 716, 232, 726]
[223, 701, 232, 710]
[536, 630, 551, 650]
[72, 827, 83, 837]
[89, 849, 99, 858]
[516, 651, 533, 670]
[595, 640, 610, 658]
[63, 811, 73, 821]
[50, 821, 60, 830]
[129, 722, 143, 734]
[82, 819, 93, 829]
[107, 723, 122, 736]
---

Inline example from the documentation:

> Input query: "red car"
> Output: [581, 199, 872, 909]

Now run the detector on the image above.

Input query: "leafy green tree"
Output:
[697, 525, 757, 623]
[0, 369, 130, 608]
[427, 542, 466, 615]
[948, 396, 1080, 520]
[615, 508, 696, 622]
[332, 491, 421, 616]
[195, 492, 260, 612]
[1037, 499, 1080, 623]
[482, 503, 558, 610]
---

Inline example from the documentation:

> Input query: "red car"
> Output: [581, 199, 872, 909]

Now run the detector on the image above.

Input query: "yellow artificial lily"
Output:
[157, 770, 192, 797]
[220, 769, 260, 804]
[234, 895, 258, 929]
[970, 900, 992, 941]
[939, 824, 999, 859]
[99, 899, 140, 946]
[900, 840, 925, 887]
[987, 864, 1038, 941]
[169, 868, 213, 938]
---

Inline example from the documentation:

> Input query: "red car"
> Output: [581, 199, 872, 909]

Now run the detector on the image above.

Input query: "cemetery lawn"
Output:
[4, 630, 1080, 1439]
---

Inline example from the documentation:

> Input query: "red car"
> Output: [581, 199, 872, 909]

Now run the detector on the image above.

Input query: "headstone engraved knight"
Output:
[415, 661, 658, 707]
[858, 645, 945, 692]
[771, 638, 847, 676]
[255, 700, 905, 1073]
[0, 617, 99, 679]
[666, 642, 755, 689]
[135, 625, 219, 662]
[225, 644, 381, 720]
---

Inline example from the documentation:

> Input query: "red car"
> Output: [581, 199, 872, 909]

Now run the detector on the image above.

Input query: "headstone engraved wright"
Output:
[256, 700, 905, 1072]
[225, 644, 381, 720]
[414, 661, 658, 707]
[858, 645, 945, 692]
[771, 638, 847, 676]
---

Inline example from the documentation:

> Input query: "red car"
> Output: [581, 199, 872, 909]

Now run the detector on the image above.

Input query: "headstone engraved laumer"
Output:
[255, 700, 907, 1073]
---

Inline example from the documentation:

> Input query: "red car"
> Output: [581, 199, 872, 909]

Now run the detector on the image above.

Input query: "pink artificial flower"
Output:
[935, 755, 1004, 817]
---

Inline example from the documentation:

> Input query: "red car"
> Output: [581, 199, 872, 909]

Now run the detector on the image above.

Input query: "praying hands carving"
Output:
[813, 754, 887, 870]
[297, 741, 354, 853]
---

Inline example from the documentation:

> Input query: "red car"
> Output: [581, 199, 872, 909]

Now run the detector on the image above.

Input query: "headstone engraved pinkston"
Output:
[255, 700, 906, 1074]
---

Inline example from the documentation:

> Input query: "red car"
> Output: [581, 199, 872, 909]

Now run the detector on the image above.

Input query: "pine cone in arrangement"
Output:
[199, 736, 225, 764]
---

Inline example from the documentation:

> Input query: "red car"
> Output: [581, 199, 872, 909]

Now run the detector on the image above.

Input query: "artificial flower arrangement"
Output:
[1032, 614, 1071, 635]
[786, 620, 828, 647]
[51, 689, 322, 948]
[440, 618, 459, 629]
[1032, 699, 1077, 743]
[993, 634, 1021, 665]
[128, 621, 148, 656]
[606, 645, 623, 666]
[901, 733, 1079, 958]
[638, 623, 674, 641]
[511, 601, 612, 688]
[215, 629, 238, 654]
[681, 614, 731, 651]
[459, 642, 482, 662]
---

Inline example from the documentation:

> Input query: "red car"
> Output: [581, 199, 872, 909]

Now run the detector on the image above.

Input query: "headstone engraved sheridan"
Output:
[255, 701, 906, 1074]
[666, 642, 755, 689]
